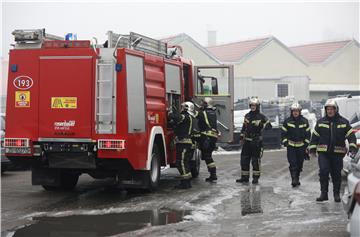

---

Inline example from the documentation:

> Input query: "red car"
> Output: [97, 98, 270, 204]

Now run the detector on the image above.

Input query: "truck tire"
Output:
[60, 172, 79, 190]
[42, 172, 79, 191]
[190, 149, 201, 178]
[146, 145, 161, 191]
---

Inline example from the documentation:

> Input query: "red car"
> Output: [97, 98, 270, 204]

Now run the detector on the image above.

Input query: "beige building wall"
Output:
[307, 42, 360, 88]
[234, 40, 308, 78]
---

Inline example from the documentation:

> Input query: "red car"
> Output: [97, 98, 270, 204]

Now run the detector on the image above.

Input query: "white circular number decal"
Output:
[13, 76, 34, 90]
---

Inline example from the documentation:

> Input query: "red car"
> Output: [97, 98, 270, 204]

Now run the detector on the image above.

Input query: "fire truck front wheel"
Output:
[146, 145, 161, 191]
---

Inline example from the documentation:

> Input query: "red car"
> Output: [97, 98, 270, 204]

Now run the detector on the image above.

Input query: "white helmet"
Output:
[290, 102, 302, 111]
[182, 101, 195, 116]
[324, 99, 338, 112]
[249, 97, 260, 106]
[203, 97, 214, 108]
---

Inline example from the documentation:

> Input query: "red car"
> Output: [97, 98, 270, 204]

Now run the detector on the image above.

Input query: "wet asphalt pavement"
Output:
[1, 149, 350, 237]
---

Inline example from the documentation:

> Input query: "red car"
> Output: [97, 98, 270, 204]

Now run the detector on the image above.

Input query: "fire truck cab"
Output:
[5, 29, 234, 191]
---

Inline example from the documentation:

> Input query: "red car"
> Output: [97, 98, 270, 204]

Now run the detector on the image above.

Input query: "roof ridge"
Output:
[207, 35, 272, 48]
[159, 33, 185, 41]
[289, 39, 352, 48]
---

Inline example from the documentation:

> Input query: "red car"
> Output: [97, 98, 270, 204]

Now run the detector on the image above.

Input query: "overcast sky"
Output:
[1, 1, 359, 59]
[0, 1, 359, 95]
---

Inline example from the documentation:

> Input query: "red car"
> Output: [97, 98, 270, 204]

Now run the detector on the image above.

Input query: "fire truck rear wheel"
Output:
[59, 172, 79, 190]
[42, 172, 79, 191]
[146, 145, 161, 191]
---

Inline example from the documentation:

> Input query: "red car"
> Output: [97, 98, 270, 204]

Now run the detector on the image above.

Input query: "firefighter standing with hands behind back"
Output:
[197, 97, 219, 183]
[236, 97, 272, 184]
[168, 102, 196, 189]
[281, 102, 311, 188]
[309, 99, 358, 202]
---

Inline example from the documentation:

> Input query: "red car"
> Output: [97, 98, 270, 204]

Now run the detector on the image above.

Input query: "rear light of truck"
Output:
[98, 139, 126, 150]
[4, 138, 29, 147]
[354, 182, 360, 205]
[4, 138, 31, 154]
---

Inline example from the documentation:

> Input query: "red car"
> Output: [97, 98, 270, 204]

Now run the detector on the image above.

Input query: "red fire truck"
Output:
[5, 29, 234, 191]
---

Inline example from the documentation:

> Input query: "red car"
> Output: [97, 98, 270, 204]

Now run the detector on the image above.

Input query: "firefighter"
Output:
[236, 97, 272, 184]
[197, 97, 218, 182]
[168, 101, 196, 189]
[281, 102, 311, 188]
[309, 99, 358, 202]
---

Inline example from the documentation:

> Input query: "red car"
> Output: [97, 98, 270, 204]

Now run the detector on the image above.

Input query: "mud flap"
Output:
[32, 168, 61, 186]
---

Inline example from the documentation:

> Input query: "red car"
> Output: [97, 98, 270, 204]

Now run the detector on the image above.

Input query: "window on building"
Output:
[277, 84, 289, 97]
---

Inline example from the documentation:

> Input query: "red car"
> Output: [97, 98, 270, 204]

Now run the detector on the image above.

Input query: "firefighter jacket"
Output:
[168, 110, 193, 144]
[197, 107, 218, 138]
[281, 115, 311, 148]
[309, 113, 358, 155]
[240, 110, 272, 142]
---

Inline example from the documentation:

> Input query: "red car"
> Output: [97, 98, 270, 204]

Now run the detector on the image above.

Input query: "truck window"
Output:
[196, 68, 229, 96]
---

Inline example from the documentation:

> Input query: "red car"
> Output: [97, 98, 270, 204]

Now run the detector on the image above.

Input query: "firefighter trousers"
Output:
[200, 136, 217, 173]
[318, 153, 343, 194]
[287, 146, 306, 174]
[176, 143, 193, 180]
[240, 141, 263, 179]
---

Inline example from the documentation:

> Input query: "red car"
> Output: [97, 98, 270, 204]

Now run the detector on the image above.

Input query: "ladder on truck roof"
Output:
[107, 31, 168, 57]
[95, 31, 170, 134]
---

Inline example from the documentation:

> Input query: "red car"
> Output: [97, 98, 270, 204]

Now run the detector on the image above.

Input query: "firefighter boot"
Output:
[316, 179, 329, 202]
[236, 176, 249, 184]
[205, 167, 217, 182]
[296, 171, 301, 186]
[252, 176, 259, 185]
[334, 193, 341, 203]
[291, 171, 297, 188]
[316, 192, 329, 202]
[333, 181, 341, 203]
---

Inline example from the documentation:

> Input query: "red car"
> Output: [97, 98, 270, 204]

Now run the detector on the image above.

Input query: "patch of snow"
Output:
[184, 187, 240, 223]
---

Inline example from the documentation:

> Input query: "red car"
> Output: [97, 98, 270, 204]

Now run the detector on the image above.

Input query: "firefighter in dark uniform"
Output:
[168, 101, 196, 189]
[309, 99, 358, 202]
[282, 102, 311, 188]
[236, 97, 272, 184]
[197, 97, 219, 182]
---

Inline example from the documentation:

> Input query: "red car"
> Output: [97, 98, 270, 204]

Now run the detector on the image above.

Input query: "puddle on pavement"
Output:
[13, 209, 191, 237]
[240, 186, 264, 216]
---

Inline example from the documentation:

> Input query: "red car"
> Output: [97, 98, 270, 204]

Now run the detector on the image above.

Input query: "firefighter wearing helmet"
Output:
[309, 99, 358, 202]
[197, 97, 219, 182]
[168, 101, 195, 189]
[168, 101, 196, 189]
[281, 102, 311, 188]
[236, 97, 272, 184]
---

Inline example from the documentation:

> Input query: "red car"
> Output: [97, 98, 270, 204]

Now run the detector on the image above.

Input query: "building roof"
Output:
[160, 33, 222, 64]
[206, 37, 270, 62]
[290, 40, 353, 64]
[205, 36, 308, 65]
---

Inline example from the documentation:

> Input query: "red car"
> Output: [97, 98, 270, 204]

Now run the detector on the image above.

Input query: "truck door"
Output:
[38, 56, 93, 138]
[193, 65, 234, 143]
